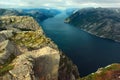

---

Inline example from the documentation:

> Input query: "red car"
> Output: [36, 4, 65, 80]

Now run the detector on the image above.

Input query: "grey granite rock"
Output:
[0, 16, 79, 80]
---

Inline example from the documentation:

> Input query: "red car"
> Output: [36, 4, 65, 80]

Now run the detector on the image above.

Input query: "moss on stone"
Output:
[0, 54, 15, 76]
[11, 31, 53, 50]
[0, 64, 14, 76]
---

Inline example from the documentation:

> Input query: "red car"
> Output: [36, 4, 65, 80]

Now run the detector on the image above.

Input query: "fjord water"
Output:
[41, 12, 120, 77]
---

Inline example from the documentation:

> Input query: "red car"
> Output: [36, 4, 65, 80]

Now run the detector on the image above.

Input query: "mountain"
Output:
[0, 9, 23, 16]
[22, 9, 61, 22]
[65, 8, 120, 80]
[65, 8, 80, 16]
[0, 16, 79, 80]
[0, 8, 61, 22]
[65, 8, 120, 42]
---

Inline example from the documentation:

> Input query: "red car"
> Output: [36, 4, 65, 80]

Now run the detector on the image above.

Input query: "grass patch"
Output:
[0, 65, 14, 76]
[0, 54, 15, 76]
[80, 64, 120, 80]
[11, 31, 52, 50]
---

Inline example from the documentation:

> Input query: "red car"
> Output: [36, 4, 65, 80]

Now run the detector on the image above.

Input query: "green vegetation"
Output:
[11, 31, 52, 50]
[0, 54, 15, 76]
[79, 64, 120, 80]
[0, 64, 14, 76]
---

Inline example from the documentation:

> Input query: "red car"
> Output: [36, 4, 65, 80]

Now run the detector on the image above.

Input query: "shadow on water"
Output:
[41, 12, 120, 77]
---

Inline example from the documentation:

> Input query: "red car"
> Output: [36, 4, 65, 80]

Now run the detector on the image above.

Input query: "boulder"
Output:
[0, 40, 20, 64]
[2, 46, 60, 80]
[0, 30, 13, 42]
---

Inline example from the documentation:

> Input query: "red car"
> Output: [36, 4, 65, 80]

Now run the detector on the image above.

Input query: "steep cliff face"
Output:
[65, 8, 120, 42]
[2, 46, 60, 80]
[58, 52, 80, 80]
[0, 16, 79, 80]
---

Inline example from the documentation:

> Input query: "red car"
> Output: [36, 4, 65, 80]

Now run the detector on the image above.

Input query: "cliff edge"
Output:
[0, 16, 79, 80]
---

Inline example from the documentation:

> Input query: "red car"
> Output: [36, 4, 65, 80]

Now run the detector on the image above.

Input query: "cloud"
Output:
[0, 0, 120, 9]
[0, 0, 30, 8]
[72, 0, 120, 4]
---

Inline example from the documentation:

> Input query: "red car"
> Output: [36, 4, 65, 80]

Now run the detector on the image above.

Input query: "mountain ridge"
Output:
[65, 8, 120, 42]
[0, 8, 61, 23]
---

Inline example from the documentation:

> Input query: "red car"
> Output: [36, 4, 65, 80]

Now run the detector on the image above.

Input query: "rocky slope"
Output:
[0, 16, 79, 80]
[80, 63, 120, 80]
[65, 8, 120, 42]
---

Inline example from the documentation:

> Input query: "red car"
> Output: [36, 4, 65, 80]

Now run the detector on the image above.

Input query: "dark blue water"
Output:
[41, 12, 120, 77]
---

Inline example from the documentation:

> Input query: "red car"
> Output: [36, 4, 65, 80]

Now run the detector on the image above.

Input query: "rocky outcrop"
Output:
[0, 40, 20, 64]
[0, 16, 42, 32]
[0, 30, 13, 42]
[65, 8, 120, 42]
[80, 63, 120, 80]
[0, 16, 79, 80]
[2, 46, 60, 80]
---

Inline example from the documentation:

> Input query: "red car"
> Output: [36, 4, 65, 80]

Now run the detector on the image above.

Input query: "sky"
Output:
[0, 0, 120, 9]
